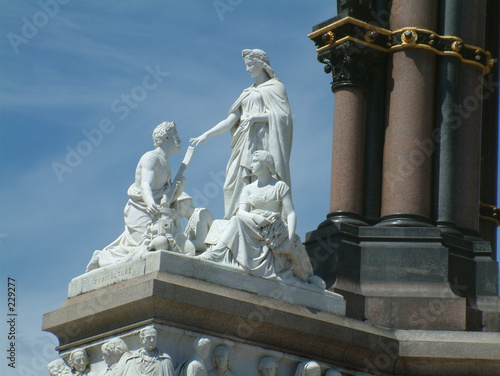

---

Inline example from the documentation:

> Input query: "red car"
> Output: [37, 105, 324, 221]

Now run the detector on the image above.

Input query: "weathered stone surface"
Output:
[305, 223, 467, 330]
[69, 260, 145, 297]
[44, 274, 500, 375]
[69, 251, 345, 316]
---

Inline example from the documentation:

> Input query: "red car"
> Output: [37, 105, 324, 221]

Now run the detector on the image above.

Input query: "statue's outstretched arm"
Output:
[190, 110, 240, 146]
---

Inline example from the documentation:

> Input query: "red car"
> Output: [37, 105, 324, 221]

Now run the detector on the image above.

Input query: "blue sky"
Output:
[0, 1, 498, 373]
[0, 1, 338, 372]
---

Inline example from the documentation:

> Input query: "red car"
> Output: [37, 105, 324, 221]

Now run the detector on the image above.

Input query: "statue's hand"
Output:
[244, 113, 267, 127]
[253, 214, 270, 228]
[190, 134, 207, 146]
[175, 176, 187, 192]
[146, 202, 160, 215]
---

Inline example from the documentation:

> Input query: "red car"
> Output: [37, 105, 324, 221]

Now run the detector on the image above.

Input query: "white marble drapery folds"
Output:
[85, 122, 193, 272]
[224, 78, 293, 219]
[176, 337, 211, 376]
[202, 180, 296, 280]
[121, 347, 175, 376]
[94, 154, 172, 269]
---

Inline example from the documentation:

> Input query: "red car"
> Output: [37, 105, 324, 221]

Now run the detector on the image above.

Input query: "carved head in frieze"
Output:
[193, 337, 211, 361]
[258, 356, 278, 376]
[139, 325, 159, 351]
[324, 368, 342, 376]
[102, 337, 129, 366]
[47, 359, 69, 376]
[212, 345, 233, 371]
[68, 348, 90, 373]
[294, 360, 321, 376]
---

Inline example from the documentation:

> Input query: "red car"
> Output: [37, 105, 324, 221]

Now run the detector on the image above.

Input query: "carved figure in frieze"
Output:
[200, 151, 324, 288]
[177, 337, 211, 376]
[48, 358, 71, 376]
[208, 345, 233, 376]
[257, 356, 278, 376]
[294, 360, 321, 376]
[100, 337, 130, 376]
[191, 49, 293, 220]
[324, 368, 342, 376]
[176, 192, 214, 253]
[85, 122, 194, 272]
[68, 348, 90, 376]
[121, 325, 174, 376]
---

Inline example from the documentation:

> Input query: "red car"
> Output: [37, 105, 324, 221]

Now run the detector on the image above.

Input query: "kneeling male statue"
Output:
[86, 121, 194, 272]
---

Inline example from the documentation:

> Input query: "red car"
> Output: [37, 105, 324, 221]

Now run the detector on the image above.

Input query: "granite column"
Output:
[316, 40, 374, 226]
[329, 87, 366, 221]
[380, 0, 438, 226]
[453, 0, 486, 237]
[433, 0, 461, 234]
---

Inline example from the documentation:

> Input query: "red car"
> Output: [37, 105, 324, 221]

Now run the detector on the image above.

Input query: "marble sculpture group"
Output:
[56, 49, 334, 376]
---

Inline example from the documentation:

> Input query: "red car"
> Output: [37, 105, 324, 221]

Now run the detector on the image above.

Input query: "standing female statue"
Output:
[191, 49, 293, 219]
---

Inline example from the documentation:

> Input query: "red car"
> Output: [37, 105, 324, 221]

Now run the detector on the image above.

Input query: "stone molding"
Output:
[69, 250, 345, 316]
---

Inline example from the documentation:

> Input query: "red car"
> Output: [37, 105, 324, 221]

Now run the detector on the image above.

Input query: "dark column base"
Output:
[467, 296, 500, 332]
[436, 221, 464, 237]
[444, 233, 498, 298]
[305, 222, 467, 330]
[444, 233, 499, 331]
[320, 211, 368, 227]
[376, 213, 434, 227]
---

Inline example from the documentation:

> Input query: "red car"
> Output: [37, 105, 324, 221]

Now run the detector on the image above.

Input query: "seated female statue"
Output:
[200, 150, 319, 286]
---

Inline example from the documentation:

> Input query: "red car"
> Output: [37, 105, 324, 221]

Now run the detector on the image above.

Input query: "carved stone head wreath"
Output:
[242, 49, 277, 80]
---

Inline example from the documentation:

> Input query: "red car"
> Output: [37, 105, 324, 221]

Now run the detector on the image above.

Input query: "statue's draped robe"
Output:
[208, 369, 233, 376]
[183, 208, 214, 251]
[176, 358, 208, 376]
[203, 180, 294, 280]
[99, 352, 131, 376]
[121, 348, 174, 376]
[224, 78, 293, 219]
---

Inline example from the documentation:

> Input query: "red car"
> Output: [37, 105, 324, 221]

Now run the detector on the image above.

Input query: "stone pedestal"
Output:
[305, 223, 466, 330]
[468, 296, 500, 332]
[43, 251, 500, 376]
[68, 251, 345, 315]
